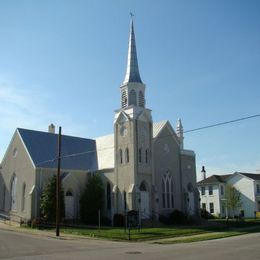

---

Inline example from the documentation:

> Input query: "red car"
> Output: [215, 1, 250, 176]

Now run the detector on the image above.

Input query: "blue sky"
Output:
[0, 0, 259, 179]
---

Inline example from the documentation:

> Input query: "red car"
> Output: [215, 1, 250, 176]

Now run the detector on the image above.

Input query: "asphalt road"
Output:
[0, 229, 260, 260]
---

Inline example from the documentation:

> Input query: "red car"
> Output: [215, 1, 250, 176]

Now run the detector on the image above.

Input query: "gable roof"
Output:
[153, 120, 168, 138]
[236, 172, 260, 181]
[197, 174, 232, 185]
[18, 128, 98, 171]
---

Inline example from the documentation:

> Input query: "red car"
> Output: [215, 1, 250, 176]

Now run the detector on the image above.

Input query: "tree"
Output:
[40, 175, 65, 222]
[80, 174, 104, 224]
[225, 184, 242, 218]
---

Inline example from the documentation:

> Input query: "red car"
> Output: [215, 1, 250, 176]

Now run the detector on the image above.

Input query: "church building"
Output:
[0, 18, 199, 223]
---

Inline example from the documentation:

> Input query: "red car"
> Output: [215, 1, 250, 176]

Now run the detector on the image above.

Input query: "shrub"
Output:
[200, 208, 214, 219]
[113, 214, 125, 227]
[40, 176, 65, 222]
[169, 209, 188, 225]
[80, 175, 104, 224]
[158, 214, 170, 225]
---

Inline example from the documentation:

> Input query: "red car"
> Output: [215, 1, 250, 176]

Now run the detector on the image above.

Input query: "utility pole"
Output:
[56, 126, 62, 237]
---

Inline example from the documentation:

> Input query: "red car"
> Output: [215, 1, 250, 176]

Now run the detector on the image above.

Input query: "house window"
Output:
[257, 184, 260, 194]
[107, 183, 111, 210]
[208, 186, 213, 195]
[202, 203, 206, 210]
[209, 203, 214, 214]
[201, 186, 205, 195]
[125, 148, 129, 163]
[119, 149, 123, 164]
[162, 171, 174, 209]
[220, 185, 224, 195]
[138, 148, 142, 163]
[221, 204, 225, 214]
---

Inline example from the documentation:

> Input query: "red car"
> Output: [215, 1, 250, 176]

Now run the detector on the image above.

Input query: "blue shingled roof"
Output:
[18, 128, 98, 171]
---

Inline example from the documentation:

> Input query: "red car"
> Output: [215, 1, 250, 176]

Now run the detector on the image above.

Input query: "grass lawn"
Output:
[59, 219, 260, 242]
[60, 226, 209, 241]
[22, 218, 260, 243]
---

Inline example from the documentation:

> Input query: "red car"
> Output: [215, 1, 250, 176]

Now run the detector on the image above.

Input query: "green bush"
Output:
[200, 209, 215, 219]
[113, 214, 125, 227]
[169, 209, 188, 224]
[40, 176, 65, 222]
[80, 175, 104, 224]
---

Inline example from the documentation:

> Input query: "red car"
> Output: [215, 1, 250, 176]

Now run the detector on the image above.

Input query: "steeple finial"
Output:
[123, 15, 143, 84]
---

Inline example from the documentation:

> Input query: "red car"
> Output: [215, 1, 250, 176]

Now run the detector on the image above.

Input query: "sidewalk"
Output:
[0, 221, 94, 241]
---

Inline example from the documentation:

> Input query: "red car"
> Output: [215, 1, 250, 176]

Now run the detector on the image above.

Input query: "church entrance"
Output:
[65, 190, 75, 219]
[140, 182, 150, 219]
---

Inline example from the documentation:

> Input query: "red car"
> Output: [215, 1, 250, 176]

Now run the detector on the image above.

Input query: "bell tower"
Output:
[114, 16, 153, 216]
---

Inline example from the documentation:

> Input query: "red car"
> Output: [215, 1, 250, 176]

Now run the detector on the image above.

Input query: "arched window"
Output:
[161, 171, 174, 209]
[129, 89, 137, 106]
[107, 183, 111, 210]
[138, 148, 142, 163]
[123, 191, 127, 211]
[140, 181, 147, 191]
[119, 149, 123, 164]
[21, 183, 26, 212]
[121, 90, 127, 108]
[10, 174, 17, 211]
[162, 180, 165, 208]
[145, 149, 149, 163]
[125, 148, 129, 163]
[66, 190, 73, 196]
[139, 91, 144, 107]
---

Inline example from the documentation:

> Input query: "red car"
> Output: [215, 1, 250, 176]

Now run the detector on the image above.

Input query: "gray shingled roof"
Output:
[18, 128, 98, 171]
[236, 172, 260, 181]
[197, 174, 232, 185]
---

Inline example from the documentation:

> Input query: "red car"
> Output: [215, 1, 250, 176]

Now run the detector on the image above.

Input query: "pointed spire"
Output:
[176, 118, 184, 149]
[123, 16, 143, 85]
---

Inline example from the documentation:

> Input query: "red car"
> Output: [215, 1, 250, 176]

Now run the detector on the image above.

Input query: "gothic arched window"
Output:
[161, 171, 174, 209]
[21, 183, 26, 212]
[145, 149, 149, 163]
[119, 149, 123, 164]
[123, 191, 127, 211]
[140, 181, 147, 191]
[138, 148, 142, 163]
[129, 89, 137, 106]
[139, 91, 144, 107]
[10, 173, 17, 211]
[125, 148, 129, 163]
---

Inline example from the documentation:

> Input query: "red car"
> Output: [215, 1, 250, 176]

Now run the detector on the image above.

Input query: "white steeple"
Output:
[176, 118, 184, 149]
[123, 16, 142, 84]
[120, 16, 146, 110]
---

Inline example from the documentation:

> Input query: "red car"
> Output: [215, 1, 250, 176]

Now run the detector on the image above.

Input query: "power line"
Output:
[184, 113, 260, 133]
[34, 113, 260, 166]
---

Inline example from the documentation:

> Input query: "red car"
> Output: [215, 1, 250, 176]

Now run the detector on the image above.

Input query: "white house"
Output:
[197, 172, 260, 218]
